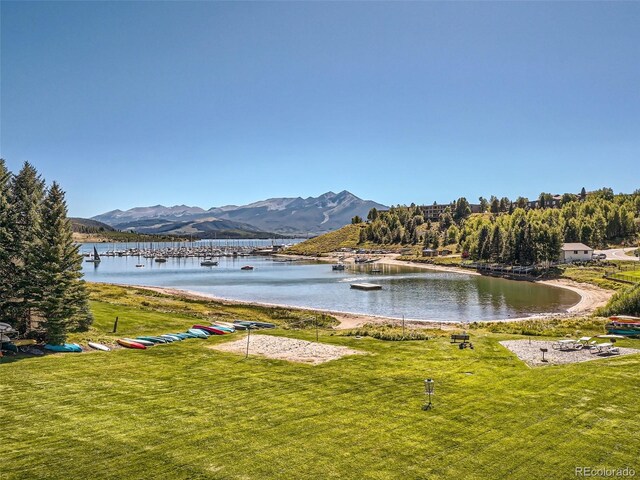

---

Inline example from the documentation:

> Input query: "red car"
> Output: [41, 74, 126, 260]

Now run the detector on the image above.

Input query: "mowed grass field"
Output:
[1, 287, 639, 479]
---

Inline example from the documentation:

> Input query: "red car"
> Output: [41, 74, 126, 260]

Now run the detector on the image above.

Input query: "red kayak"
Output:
[117, 338, 147, 350]
[192, 324, 227, 335]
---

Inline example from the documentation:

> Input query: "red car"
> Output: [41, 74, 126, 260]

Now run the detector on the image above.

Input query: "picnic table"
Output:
[591, 342, 619, 355]
[552, 339, 578, 350]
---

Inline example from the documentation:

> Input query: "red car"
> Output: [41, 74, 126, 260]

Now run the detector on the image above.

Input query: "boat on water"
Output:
[201, 260, 218, 266]
[85, 246, 101, 264]
[332, 263, 346, 271]
[351, 283, 383, 291]
[135, 264, 145, 268]
[241, 265, 254, 270]
[154, 257, 167, 263]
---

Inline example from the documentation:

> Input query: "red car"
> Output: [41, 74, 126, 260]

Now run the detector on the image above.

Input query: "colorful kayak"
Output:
[44, 343, 82, 353]
[187, 328, 209, 339]
[160, 334, 182, 342]
[171, 333, 191, 339]
[193, 324, 227, 335]
[180, 332, 200, 338]
[211, 323, 235, 333]
[252, 321, 276, 329]
[117, 339, 147, 350]
[610, 315, 640, 322]
[137, 336, 168, 344]
[214, 321, 236, 330]
[124, 338, 154, 347]
[234, 320, 257, 328]
[88, 342, 111, 351]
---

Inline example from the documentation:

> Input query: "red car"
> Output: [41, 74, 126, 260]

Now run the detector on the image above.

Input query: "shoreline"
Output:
[108, 258, 613, 329]
[273, 252, 614, 322]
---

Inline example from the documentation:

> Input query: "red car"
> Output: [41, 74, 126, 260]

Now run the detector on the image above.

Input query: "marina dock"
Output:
[350, 283, 383, 291]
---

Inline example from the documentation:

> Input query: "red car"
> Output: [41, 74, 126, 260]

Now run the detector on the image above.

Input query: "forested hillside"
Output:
[357, 189, 639, 264]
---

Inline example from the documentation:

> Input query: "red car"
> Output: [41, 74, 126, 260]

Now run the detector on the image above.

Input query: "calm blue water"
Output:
[79, 242, 580, 322]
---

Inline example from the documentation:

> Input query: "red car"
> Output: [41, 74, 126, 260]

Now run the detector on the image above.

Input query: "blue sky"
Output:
[1, 1, 639, 217]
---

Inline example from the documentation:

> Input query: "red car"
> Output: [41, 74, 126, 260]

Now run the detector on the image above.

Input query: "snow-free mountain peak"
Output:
[92, 191, 388, 236]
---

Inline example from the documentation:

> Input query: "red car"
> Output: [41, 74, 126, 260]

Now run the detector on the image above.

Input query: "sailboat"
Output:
[85, 246, 101, 264]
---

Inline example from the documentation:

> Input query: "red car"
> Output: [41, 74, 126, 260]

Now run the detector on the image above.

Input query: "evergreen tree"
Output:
[32, 182, 91, 344]
[9, 162, 45, 332]
[476, 224, 492, 261]
[453, 197, 471, 222]
[0, 160, 17, 324]
[489, 196, 500, 214]
[489, 224, 504, 263]
[358, 227, 367, 244]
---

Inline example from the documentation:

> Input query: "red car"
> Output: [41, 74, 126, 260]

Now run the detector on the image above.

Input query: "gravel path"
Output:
[500, 340, 640, 367]
[211, 335, 366, 365]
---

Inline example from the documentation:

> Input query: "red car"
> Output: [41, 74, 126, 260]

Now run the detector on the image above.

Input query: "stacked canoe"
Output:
[606, 316, 640, 337]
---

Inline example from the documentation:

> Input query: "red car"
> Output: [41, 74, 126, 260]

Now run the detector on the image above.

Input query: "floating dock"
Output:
[350, 283, 383, 291]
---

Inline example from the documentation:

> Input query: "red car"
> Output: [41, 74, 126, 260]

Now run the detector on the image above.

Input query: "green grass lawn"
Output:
[1, 287, 639, 479]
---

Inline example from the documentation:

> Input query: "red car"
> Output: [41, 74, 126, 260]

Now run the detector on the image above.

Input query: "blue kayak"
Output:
[172, 333, 191, 339]
[137, 336, 167, 344]
[44, 343, 82, 353]
[187, 328, 209, 339]
[211, 324, 234, 333]
[160, 334, 182, 342]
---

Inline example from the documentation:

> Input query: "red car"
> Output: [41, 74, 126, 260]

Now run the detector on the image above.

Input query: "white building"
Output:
[559, 243, 593, 263]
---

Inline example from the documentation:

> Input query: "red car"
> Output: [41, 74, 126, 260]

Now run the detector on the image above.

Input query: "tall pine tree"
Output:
[8, 162, 45, 332]
[0, 159, 18, 324]
[32, 182, 92, 344]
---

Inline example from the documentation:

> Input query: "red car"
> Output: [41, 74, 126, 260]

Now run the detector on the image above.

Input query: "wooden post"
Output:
[315, 316, 319, 342]
[402, 315, 405, 338]
[112, 316, 119, 333]
[245, 326, 251, 359]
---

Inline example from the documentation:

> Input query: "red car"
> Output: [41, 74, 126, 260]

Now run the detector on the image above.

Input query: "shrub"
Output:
[596, 283, 640, 317]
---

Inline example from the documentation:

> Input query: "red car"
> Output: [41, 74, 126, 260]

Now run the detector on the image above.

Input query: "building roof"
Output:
[561, 243, 592, 251]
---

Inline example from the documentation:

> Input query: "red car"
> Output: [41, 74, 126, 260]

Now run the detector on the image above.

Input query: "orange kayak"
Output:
[117, 338, 147, 350]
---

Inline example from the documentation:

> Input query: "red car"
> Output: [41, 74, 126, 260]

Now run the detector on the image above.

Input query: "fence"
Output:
[605, 272, 640, 284]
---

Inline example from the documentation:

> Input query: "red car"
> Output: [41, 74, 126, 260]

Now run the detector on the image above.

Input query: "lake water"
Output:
[79, 241, 580, 322]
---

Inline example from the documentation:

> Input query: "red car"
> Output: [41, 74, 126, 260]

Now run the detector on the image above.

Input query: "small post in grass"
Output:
[423, 378, 435, 411]
[245, 324, 251, 359]
[112, 316, 119, 333]
[315, 315, 319, 342]
[402, 315, 405, 339]
[540, 347, 548, 363]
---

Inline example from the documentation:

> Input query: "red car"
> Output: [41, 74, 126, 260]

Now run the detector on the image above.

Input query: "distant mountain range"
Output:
[91, 191, 387, 238]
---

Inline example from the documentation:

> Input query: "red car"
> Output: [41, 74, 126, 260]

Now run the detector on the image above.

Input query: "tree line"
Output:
[355, 188, 640, 265]
[0, 160, 92, 344]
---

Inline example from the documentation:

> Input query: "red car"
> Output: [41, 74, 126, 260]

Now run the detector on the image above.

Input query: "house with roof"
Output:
[559, 243, 593, 263]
